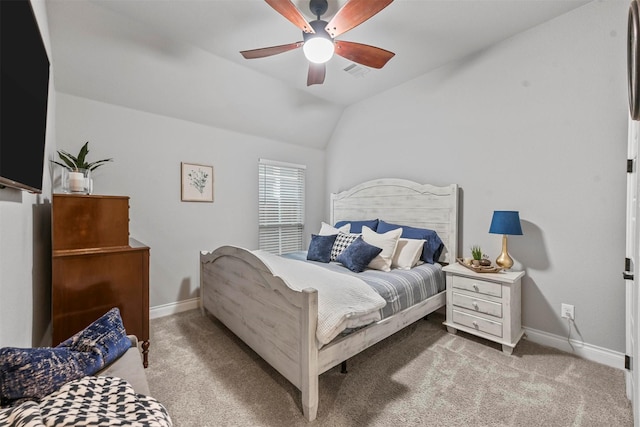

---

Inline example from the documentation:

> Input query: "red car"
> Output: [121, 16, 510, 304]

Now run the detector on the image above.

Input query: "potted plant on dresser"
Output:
[52, 141, 112, 194]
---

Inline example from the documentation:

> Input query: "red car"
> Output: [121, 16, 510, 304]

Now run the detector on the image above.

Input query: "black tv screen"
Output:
[0, 0, 50, 194]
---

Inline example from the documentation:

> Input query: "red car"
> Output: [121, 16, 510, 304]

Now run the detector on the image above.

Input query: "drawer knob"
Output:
[472, 321, 479, 328]
[472, 301, 479, 310]
[473, 284, 479, 291]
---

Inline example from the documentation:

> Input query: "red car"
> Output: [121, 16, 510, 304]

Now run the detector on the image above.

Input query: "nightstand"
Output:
[442, 263, 525, 355]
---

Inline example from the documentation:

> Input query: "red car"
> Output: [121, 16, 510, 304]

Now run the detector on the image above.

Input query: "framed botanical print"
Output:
[181, 162, 213, 202]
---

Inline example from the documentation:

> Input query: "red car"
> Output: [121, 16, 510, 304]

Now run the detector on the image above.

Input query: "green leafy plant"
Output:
[51, 141, 113, 171]
[471, 245, 482, 260]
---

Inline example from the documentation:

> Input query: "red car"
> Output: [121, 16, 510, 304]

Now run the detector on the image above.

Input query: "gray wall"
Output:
[0, 0, 56, 347]
[326, 1, 628, 352]
[55, 94, 325, 307]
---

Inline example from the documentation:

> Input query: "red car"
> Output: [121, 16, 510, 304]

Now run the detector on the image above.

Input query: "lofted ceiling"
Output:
[46, 0, 590, 148]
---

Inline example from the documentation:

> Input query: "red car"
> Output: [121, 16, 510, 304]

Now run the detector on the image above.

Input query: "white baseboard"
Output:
[523, 326, 624, 370]
[148, 298, 624, 370]
[150, 297, 200, 319]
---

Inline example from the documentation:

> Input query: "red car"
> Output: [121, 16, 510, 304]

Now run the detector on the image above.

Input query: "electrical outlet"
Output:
[561, 303, 575, 320]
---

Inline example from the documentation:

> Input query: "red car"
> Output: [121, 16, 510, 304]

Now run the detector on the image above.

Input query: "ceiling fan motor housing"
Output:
[303, 19, 332, 43]
[309, 0, 328, 18]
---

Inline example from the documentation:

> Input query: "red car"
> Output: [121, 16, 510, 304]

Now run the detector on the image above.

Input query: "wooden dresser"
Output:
[52, 194, 150, 367]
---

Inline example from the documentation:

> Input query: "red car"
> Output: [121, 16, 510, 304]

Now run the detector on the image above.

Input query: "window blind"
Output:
[258, 159, 306, 254]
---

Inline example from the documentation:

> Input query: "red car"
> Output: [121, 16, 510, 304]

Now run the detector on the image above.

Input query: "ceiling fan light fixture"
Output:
[303, 37, 334, 64]
[303, 19, 334, 64]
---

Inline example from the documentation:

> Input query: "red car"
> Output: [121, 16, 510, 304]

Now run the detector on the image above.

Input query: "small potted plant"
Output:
[52, 141, 112, 194]
[470, 245, 482, 266]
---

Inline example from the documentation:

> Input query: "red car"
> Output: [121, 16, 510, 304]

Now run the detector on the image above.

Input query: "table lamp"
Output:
[489, 211, 523, 269]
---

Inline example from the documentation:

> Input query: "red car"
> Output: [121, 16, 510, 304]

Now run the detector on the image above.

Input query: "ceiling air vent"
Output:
[343, 63, 370, 78]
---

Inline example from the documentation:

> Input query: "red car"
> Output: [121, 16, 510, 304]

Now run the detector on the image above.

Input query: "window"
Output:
[258, 159, 306, 254]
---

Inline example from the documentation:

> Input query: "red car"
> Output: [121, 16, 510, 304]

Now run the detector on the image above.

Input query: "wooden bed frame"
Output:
[200, 178, 459, 421]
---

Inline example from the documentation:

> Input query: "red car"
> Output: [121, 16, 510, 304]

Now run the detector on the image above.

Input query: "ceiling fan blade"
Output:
[240, 42, 303, 59]
[307, 62, 326, 86]
[334, 40, 395, 69]
[265, 0, 314, 33]
[325, 0, 394, 38]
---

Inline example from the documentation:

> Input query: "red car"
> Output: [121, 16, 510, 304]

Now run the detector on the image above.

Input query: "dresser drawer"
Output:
[452, 310, 503, 338]
[452, 275, 502, 298]
[452, 292, 503, 318]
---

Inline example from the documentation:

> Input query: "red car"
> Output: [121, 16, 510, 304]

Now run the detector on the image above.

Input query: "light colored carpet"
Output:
[146, 309, 632, 426]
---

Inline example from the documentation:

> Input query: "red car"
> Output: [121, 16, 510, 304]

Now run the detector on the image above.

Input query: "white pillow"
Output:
[392, 238, 425, 270]
[318, 222, 350, 236]
[361, 226, 402, 272]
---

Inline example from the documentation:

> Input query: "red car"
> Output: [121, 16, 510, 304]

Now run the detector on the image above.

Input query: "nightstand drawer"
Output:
[452, 310, 502, 338]
[452, 292, 503, 318]
[452, 275, 502, 298]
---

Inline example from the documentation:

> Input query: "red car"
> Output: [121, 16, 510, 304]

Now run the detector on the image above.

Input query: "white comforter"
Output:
[253, 250, 387, 345]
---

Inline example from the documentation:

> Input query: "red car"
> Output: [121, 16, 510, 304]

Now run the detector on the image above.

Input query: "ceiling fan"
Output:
[240, 0, 395, 86]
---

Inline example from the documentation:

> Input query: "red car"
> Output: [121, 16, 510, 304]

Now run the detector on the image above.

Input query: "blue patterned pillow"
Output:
[0, 308, 131, 406]
[0, 347, 86, 405]
[307, 234, 338, 263]
[57, 307, 131, 368]
[336, 236, 383, 273]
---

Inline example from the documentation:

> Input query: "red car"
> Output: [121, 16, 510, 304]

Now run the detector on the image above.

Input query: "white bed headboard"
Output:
[330, 178, 459, 264]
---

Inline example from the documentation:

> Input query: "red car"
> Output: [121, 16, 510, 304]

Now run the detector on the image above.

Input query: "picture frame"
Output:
[181, 162, 214, 202]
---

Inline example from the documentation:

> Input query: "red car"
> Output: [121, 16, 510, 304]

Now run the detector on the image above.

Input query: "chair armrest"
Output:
[96, 335, 150, 396]
[127, 335, 139, 348]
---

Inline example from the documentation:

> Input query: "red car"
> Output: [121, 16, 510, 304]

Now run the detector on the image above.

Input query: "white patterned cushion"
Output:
[330, 232, 360, 262]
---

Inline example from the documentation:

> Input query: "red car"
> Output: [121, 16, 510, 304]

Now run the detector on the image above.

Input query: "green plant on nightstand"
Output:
[470, 245, 492, 267]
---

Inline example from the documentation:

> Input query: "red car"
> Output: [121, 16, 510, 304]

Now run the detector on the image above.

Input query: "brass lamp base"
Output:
[495, 234, 514, 269]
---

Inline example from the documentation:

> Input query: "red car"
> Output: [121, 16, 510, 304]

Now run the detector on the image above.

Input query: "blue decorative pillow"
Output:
[334, 219, 379, 233]
[336, 236, 383, 273]
[57, 307, 132, 368]
[0, 308, 131, 406]
[307, 234, 338, 263]
[330, 232, 361, 262]
[0, 347, 86, 405]
[377, 220, 444, 264]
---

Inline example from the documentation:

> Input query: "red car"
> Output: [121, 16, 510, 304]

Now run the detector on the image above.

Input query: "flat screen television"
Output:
[0, 0, 50, 194]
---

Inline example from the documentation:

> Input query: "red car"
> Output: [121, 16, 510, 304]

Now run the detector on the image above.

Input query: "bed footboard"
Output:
[200, 246, 320, 421]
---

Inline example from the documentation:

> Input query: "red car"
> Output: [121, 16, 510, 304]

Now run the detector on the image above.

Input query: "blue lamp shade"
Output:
[489, 211, 523, 236]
